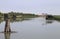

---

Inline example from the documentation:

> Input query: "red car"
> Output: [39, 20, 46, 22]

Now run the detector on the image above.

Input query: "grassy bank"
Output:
[0, 12, 39, 18]
[46, 15, 60, 21]
[53, 15, 60, 19]
[53, 15, 60, 21]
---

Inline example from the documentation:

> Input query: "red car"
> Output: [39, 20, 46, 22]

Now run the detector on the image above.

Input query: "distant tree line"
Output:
[0, 11, 39, 18]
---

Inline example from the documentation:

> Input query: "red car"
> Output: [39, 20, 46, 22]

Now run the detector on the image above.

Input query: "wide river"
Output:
[0, 17, 60, 39]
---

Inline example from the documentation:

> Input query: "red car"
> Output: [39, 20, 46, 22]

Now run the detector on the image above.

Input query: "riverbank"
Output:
[0, 12, 39, 18]
[46, 15, 60, 21]
[53, 15, 60, 21]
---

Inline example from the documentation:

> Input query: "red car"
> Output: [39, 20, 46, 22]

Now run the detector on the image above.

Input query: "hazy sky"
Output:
[0, 0, 60, 14]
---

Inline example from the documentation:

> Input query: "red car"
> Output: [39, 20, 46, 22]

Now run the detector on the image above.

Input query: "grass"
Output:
[46, 15, 60, 22]
[53, 15, 60, 20]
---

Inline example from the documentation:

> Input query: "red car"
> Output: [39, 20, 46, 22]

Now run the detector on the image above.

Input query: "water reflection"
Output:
[0, 17, 32, 24]
[10, 17, 31, 23]
[0, 17, 60, 24]
[46, 20, 53, 24]
[4, 32, 11, 39]
[0, 18, 4, 24]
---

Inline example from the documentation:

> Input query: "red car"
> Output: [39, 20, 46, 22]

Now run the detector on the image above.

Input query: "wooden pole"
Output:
[4, 19, 11, 32]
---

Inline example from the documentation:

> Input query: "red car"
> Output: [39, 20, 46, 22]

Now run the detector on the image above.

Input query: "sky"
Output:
[0, 0, 60, 15]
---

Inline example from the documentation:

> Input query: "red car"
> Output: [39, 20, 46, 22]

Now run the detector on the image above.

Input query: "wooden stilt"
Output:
[4, 19, 11, 32]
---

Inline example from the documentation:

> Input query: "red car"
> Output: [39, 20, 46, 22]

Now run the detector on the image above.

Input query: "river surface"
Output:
[0, 17, 60, 39]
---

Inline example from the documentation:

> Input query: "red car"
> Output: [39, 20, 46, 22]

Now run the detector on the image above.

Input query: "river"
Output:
[0, 17, 60, 39]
